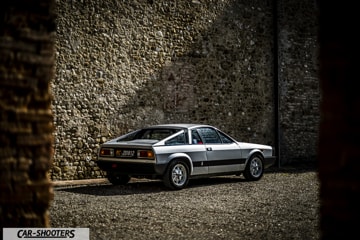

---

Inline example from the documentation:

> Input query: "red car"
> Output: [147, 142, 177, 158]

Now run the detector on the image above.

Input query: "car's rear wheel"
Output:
[163, 160, 189, 190]
[107, 172, 131, 185]
[243, 154, 264, 181]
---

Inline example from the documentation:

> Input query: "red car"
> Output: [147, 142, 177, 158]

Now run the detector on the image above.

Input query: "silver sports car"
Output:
[96, 124, 276, 190]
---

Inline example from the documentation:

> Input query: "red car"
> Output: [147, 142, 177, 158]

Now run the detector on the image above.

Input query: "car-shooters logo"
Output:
[18, 229, 75, 238]
[3, 228, 89, 240]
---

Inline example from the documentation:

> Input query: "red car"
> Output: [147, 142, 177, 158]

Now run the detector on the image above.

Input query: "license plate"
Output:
[120, 150, 135, 157]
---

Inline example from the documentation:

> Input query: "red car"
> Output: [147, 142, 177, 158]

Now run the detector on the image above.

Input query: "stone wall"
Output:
[51, 0, 319, 180]
[277, 0, 319, 163]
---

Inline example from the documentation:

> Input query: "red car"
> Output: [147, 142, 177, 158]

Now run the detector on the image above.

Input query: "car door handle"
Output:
[206, 147, 212, 151]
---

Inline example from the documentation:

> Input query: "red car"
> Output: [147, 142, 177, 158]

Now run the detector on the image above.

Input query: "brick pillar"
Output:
[0, 0, 56, 231]
[318, 1, 360, 239]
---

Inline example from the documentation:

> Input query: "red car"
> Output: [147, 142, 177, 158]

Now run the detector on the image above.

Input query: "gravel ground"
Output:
[50, 166, 320, 240]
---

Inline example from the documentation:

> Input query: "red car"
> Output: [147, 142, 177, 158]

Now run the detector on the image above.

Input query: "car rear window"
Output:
[118, 128, 181, 141]
[140, 129, 177, 140]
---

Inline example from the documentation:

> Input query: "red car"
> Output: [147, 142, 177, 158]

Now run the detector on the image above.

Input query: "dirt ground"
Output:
[50, 167, 319, 240]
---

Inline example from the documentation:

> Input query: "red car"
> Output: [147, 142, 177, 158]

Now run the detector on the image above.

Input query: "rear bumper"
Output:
[96, 160, 166, 176]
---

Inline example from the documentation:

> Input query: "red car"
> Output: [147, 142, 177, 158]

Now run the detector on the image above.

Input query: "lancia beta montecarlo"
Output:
[96, 124, 275, 190]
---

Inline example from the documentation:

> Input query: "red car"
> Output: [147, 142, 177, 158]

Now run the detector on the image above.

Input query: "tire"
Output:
[163, 160, 189, 190]
[243, 154, 264, 181]
[107, 172, 131, 185]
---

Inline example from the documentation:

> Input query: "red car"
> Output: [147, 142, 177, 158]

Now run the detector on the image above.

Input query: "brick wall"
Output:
[277, 0, 319, 163]
[0, 0, 55, 229]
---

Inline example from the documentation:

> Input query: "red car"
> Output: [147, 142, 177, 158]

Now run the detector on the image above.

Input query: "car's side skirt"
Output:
[189, 171, 242, 180]
[209, 164, 244, 174]
[192, 158, 246, 175]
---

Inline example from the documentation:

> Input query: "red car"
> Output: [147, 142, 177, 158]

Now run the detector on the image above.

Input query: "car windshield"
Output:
[117, 128, 181, 141]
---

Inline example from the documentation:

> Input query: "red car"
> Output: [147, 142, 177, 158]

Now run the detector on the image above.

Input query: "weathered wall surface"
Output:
[51, 0, 318, 180]
[0, 0, 55, 228]
[277, 0, 319, 163]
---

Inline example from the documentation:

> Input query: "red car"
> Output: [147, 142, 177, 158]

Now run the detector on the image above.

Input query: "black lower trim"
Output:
[190, 171, 241, 179]
[193, 158, 246, 167]
[96, 160, 168, 178]
[96, 161, 155, 174]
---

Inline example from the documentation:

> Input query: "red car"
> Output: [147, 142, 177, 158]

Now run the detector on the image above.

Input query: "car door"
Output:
[188, 129, 208, 175]
[196, 127, 243, 174]
[157, 130, 208, 176]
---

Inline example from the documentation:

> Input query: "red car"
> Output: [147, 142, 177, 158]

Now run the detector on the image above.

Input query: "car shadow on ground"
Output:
[266, 161, 317, 173]
[55, 176, 248, 196]
[55, 162, 317, 196]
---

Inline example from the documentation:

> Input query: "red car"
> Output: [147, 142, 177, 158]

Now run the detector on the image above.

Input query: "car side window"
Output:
[165, 132, 186, 145]
[197, 128, 222, 144]
[191, 130, 203, 144]
[218, 131, 234, 144]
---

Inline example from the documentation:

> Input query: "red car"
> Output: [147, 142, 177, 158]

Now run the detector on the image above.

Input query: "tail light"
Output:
[137, 150, 155, 159]
[99, 148, 114, 157]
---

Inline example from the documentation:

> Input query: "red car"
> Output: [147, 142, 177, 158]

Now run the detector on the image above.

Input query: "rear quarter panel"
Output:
[153, 144, 208, 175]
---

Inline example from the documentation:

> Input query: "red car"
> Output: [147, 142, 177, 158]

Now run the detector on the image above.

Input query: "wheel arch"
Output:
[245, 149, 265, 165]
[243, 150, 265, 181]
[166, 153, 193, 175]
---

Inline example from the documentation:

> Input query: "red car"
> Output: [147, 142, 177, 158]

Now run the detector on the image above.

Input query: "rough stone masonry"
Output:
[52, 0, 319, 180]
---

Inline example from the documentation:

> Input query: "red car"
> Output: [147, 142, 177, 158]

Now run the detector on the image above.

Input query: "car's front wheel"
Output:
[243, 154, 264, 181]
[163, 160, 189, 190]
[107, 172, 131, 185]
